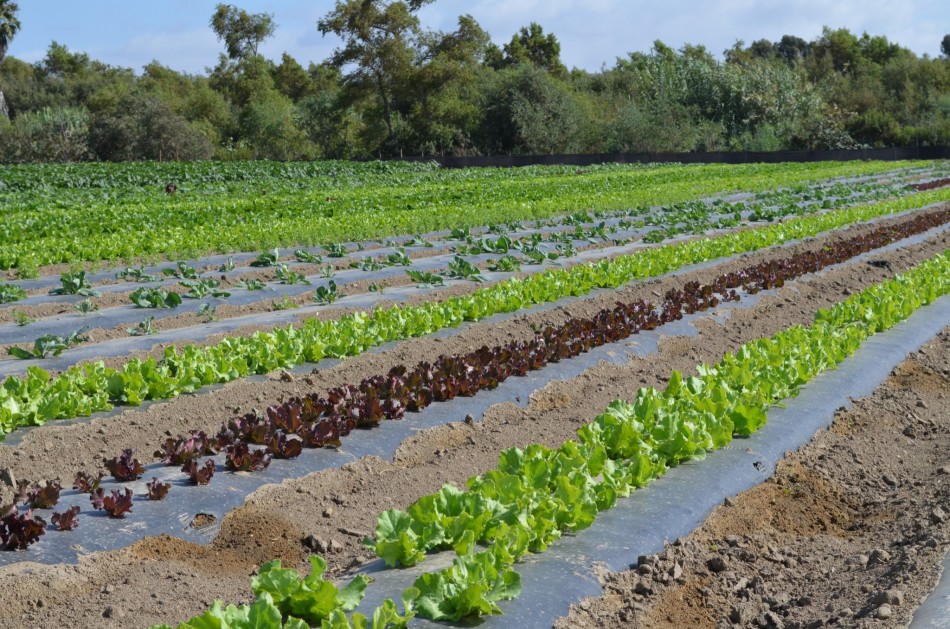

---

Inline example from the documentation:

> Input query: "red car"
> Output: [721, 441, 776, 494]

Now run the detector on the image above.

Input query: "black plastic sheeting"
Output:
[0, 210, 950, 445]
[1, 198, 944, 377]
[404, 146, 950, 169]
[0, 211, 809, 370]
[2, 165, 936, 298]
[0, 283, 759, 568]
[352, 292, 950, 626]
[0, 217, 738, 346]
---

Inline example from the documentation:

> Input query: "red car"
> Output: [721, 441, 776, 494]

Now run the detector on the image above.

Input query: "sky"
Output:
[6, 0, 948, 75]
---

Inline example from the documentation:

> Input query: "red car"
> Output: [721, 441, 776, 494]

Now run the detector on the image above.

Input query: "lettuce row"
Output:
[370, 250, 950, 620]
[3, 187, 950, 437]
[150, 555, 417, 629]
[152, 252, 948, 627]
[1, 160, 923, 270]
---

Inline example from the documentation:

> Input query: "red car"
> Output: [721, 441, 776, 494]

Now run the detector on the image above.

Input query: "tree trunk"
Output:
[376, 72, 394, 140]
[0, 90, 8, 120]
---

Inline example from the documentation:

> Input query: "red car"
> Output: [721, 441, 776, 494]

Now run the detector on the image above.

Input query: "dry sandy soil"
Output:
[558, 326, 950, 629]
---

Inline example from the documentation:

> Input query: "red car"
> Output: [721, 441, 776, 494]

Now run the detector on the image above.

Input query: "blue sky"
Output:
[7, 1, 948, 74]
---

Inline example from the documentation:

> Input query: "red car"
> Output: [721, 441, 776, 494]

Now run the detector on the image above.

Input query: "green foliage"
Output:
[366, 249, 950, 620]
[9, 328, 88, 359]
[0, 283, 26, 304]
[238, 278, 268, 291]
[210, 4, 276, 61]
[0, 186, 946, 436]
[116, 266, 162, 282]
[162, 262, 199, 280]
[0, 160, 926, 270]
[0, 106, 90, 162]
[151, 555, 416, 629]
[130, 287, 183, 308]
[274, 264, 311, 285]
[446, 256, 483, 282]
[49, 271, 100, 297]
[127, 316, 157, 336]
[313, 280, 340, 305]
[293, 249, 322, 264]
[89, 92, 214, 161]
[405, 269, 444, 286]
[251, 248, 280, 267]
[180, 278, 231, 299]
[11, 310, 33, 326]
[73, 298, 98, 316]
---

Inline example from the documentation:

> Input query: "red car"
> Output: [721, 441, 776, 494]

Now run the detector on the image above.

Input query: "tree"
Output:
[0, 0, 21, 118]
[318, 0, 434, 145]
[941, 34, 950, 58]
[776, 35, 810, 64]
[89, 92, 213, 161]
[273, 53, 313, 102]
[210, 4, 276, 61]
[499, 22, 566, 76]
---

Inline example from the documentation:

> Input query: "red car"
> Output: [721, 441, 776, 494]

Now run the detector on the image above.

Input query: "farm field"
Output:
[0, 159, 949, 628]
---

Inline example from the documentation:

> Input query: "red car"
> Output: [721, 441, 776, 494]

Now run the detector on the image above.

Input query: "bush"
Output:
[0, 106, 90, 163]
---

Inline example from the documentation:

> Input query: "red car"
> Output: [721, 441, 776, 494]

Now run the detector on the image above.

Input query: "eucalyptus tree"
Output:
[210, 4, 276, 61]
[318, 0, 434, 144]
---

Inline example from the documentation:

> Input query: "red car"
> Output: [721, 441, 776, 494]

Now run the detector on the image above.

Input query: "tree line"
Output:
[1, 0, 949, 163]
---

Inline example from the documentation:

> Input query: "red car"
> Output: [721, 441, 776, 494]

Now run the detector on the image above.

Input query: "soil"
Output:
[557, 326, 950, 629]
[0, 207, 946, 628]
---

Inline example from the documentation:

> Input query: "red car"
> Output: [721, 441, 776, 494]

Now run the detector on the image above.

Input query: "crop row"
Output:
[208, 205, 950, 456]
[5, 206, 947, 557]
[1, 187, 949, 437]
[0, 171, 914, 312]
[0, 160, 935, 270]
[148, 248, 950, 628]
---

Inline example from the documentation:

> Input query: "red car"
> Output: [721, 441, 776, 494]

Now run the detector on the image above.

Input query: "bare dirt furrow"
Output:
[557, 326, 950, 629]
[0, 211, 946, 628]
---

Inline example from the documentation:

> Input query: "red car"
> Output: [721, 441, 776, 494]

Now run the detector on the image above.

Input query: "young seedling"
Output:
[274, 264, 311, 285]
[198, 303, 218, 321]
[449, 226, 470, 240]
[447, 256, 484, 282]
[405, 235, 434, 248]
[180, 279, 230, 299]
[294, 250, 322, 264]
[406, 270, 445, 287]
[127, 316, 157, 336]
[218, 256, 236, 273]
[271, 297, 298, 311]
[8, 328, 89, 359]
[162, 261, 198, 280]
[237, 278, 268, 291]
[313, 281, 340, 305]
[11, 311, 34, 326]
[74, 299, 99, 316]
[488, 255, 522, 273]
[0, 284, 26, 304]
[352, 257, 383, 272]
[49, 271, 100, 297]
[130, 287, 182, 308]
[250, 249, 279, 267]
[323, 243, 348, 258]
[321, 264, 335, 278]
[385, 248, 412, 266]
[115, 266, 162, 282]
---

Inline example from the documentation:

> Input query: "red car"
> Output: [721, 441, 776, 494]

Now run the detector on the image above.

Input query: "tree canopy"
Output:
[1, 3, 949, 162]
